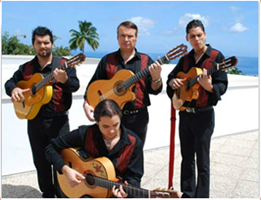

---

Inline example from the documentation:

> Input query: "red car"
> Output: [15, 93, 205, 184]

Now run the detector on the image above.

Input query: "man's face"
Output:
[33, 35, 53, 57]
[117, 26, 137, 51]
[186, 26, 206, 52]
[97, 115, 121, 140]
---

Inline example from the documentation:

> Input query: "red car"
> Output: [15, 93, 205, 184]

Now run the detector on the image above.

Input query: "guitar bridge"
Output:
[98, 90, 105, 101]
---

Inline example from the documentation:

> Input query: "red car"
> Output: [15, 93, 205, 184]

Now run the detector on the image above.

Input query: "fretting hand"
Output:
[197, 68, 213, 92]
[53, 68, 68, 84]
[112, 181, 128, 198]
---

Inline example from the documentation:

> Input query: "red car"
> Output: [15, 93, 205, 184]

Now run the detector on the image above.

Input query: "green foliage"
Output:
[227, 67, 244, 75]
[69, 20, 99, 53]
[53, 46, 72, 56]
[2, 32, 35, 55]
[2, 32, 72, 56]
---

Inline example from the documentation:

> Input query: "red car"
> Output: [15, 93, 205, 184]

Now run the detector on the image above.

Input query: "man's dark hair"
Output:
[117, 21, 138, 37]
[94, 99, 122, 122]
[186, 19, 205, 35]
[32, 26, 54, 44]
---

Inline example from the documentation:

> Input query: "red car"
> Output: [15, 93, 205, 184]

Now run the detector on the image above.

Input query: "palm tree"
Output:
[69, 21, 99, 53]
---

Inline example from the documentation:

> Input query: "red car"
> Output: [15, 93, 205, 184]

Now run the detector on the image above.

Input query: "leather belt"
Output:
[39, 111, 68, 118]
[123, 109, 139, 115]
[185, 106, 213, 113]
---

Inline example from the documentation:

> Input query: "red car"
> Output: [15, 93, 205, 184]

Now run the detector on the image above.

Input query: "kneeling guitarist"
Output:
[166, 20, 228, 198]
[45, 99, 144, 198]
[83, 21, 162, 147]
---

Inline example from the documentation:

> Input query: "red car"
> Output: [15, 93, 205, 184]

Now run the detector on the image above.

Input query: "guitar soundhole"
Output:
[85, 174, 95, 186]
[114, 81, 126, 96]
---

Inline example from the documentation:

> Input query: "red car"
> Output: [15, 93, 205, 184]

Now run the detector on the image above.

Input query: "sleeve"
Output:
[122, 137, 144, 188]
[60, 63, 80, 93]
[83, 56, 108, 100]
[4, 65, 25, 97]
[207, 52, 228, 105]
[145, 56, 163, 95]
[166, 57, 184, 99]
[45, 125, 88, 173]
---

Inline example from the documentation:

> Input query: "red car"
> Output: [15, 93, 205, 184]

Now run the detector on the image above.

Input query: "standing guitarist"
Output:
[83, 21, 162, 147]
[4, 26, 80, 198]
[166, 20, 228, 198]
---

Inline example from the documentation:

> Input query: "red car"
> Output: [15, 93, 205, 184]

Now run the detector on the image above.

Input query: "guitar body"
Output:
[14, 73, 53, 119]
[173, 67, 202, 111]
[57, 148, 117, 198]
[87, 69, 136, 109]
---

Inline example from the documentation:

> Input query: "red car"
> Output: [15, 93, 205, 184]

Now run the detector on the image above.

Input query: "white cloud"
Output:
[128, 17, 156, 36]
[229, 23, 249, 33]
[230, 6, 241, 12]
[179, 13, 209, 27]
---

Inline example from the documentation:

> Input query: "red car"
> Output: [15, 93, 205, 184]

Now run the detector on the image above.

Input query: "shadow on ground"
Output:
[2, 184, 42, 198]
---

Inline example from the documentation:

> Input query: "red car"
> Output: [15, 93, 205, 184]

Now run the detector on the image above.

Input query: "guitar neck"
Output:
[123, 55, 169, 88]
[90, 175, 150, 198]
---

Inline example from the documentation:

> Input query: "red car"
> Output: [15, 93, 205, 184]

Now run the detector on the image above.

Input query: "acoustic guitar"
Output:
[13, 53, 86, 120]
[57, 148, 180, 198]
[87, 44, 187, 109]
[172, 56, 238, 111]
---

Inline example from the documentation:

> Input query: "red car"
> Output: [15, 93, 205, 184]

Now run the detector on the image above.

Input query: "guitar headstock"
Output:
[214, 56, 238, 71]
[166, 44, 188, 61]
[150, 189, 181, 198]
[66, 53, 86, 68]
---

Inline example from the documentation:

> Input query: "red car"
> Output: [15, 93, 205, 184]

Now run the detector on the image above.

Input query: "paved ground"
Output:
[2, 130, 259, 198]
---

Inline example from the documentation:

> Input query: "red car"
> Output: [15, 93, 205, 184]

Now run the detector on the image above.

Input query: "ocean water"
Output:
[73, 50, 258, 76]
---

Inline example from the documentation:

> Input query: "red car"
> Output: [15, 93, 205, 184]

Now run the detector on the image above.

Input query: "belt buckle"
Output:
[123, 110, 130, 115]
[186, 107, 196, 113]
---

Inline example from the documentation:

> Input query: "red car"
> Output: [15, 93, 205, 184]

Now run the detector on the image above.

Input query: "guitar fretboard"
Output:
[187, 59, 230, 89]
[33, 62, 68, 94]
[86, 175, 149, 198]
[30, 53, 85, 94]
[120, 55, 169, 90]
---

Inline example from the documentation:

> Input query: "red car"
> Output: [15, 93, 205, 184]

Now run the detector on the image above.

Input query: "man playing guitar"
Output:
[83, 21, 162, 147]
[166, 19, 228, 198]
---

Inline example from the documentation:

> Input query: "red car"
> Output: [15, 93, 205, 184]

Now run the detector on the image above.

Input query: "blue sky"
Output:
[1, 1, 259, 58]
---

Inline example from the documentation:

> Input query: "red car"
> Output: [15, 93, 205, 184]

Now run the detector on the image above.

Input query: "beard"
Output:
[37, 49, 52, 57]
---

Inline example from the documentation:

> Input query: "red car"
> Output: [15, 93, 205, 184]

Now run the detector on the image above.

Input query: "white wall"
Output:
[1, 56, 259, 175]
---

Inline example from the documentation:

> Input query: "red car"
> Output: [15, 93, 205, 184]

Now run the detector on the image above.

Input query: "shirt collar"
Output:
[188, 44, 212, 58]
[93, 123, 132, 147]
[116, 48, 141, 61]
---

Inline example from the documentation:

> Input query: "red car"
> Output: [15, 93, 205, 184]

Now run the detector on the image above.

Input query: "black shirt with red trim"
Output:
[5, 55, 80, 114]
[166, 44, 228, 107]
[84, 49, 162, 110]
[45, 124, 144, 188]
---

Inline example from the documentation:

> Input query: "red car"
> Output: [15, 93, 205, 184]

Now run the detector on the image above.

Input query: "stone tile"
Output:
[218, 143, 252, 157]
[239, 157, 259, 170]
[210, 176, 238, 198]
[211, 162, 244, 179]
[240, 168, 258, 182]
[230, 131, 258, 141]
[211, 152, 246, 166]
[233, 180, 259, 198]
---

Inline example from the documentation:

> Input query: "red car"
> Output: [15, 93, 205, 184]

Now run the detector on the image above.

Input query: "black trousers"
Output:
[179, 109, 214, 198]
[27, 115, 69, 198]
[121, 107, 149, 147]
